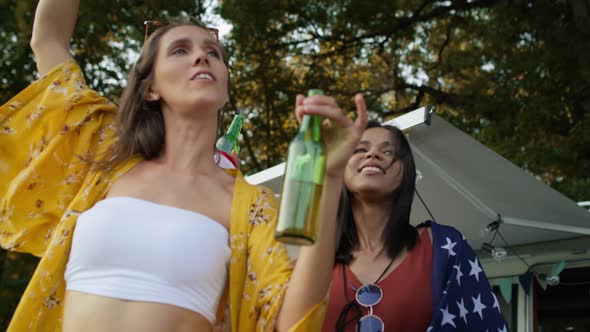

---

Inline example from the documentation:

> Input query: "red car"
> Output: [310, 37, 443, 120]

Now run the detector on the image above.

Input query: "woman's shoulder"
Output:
[417, 220, 465, 241]
[416, 224, 433, 243]
[230, 171, 280, 230]
[233, 171, 278, 199]
[42, 58, 80, 77]
[33, 58, 87, 94]
[5, 58, 116, 121]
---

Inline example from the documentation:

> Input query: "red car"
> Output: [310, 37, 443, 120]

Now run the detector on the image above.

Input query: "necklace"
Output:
[342, 256, 395, 296]
[335, 257, 395, 331]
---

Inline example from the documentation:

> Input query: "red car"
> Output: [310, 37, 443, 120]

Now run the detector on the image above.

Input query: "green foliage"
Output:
[219, 0, 589, 202]
[1, 0, 200, 103]
[0, 251, 39, 329]
[1, 0, 589, 327]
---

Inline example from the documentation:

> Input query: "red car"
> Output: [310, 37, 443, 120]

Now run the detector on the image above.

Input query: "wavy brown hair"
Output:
[99, 18, 229, 168]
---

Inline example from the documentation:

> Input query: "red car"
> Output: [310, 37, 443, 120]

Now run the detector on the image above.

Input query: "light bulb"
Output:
[491, 247, 508, 262]
[481, 242, 508, 261]
[546, 274, 560, 286]
[415, 169, 423, 182]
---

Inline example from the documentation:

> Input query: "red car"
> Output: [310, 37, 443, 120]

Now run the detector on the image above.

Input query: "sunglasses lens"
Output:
[357, 315, 384, 332]
[356, 284, 383, 307]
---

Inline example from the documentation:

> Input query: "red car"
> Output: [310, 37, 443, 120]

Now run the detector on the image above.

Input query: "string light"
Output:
[546, 274, 560, 286]
[481, 242, 508, 262]
[482, 216, 531, 268]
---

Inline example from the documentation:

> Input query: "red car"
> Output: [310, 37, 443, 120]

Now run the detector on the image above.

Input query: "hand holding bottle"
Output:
[275, 93, 369, 323]
[294, 93, 368, 179]
[276, 90, 327, 244]
[276, 90, 368, 245]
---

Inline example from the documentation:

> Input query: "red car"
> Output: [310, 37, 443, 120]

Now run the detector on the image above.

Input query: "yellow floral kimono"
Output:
[0, 60, 325, 331]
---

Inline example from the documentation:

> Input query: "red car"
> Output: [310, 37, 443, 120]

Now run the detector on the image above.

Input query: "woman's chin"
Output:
[353, 186, 395, 201]
[170, 99, 226, 117]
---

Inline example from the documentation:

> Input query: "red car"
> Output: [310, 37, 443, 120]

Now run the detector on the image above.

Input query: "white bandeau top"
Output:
[65, 196, 230, 323]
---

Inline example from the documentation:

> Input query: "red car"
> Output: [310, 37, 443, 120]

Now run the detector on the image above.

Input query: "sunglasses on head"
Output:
[143, 19, 220, 44]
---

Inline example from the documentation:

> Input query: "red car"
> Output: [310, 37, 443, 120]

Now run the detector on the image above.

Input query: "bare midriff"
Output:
[63, 290, 213, 332]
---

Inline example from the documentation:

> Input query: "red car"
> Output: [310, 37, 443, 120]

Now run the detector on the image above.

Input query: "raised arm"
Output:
[30, 0, 79, 75]
[276, 94, 368, 331]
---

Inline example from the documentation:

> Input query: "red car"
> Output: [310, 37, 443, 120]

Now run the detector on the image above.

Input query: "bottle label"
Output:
[288, 154, 312, 182]
[313, 155, 326, 185]
[216, 150, 237, 169]
[287, 153, 325, 185]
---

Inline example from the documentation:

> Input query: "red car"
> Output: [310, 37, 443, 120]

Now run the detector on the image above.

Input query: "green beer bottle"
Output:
[275, 89, 326, 245]
[216, 114, 243, 168]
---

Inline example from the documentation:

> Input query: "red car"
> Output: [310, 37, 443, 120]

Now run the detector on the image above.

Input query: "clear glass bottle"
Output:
[275, 89, 326, 245]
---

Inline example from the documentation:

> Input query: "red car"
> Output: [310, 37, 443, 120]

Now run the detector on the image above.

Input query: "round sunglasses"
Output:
[355, 283, 384, 332]
[336, 261, 392, 332]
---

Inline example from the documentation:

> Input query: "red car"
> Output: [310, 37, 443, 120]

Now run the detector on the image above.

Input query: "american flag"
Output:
[426, 221, 509, 332]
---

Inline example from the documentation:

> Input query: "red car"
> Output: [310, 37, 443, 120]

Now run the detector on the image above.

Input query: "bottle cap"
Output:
[308, 89, 324, 96]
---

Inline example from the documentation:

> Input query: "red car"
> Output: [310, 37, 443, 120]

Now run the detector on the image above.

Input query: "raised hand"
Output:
[294, 93, 368, 179]
[31, 0, 79, 75]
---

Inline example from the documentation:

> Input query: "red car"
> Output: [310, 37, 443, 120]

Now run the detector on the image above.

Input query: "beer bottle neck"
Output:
[226, 115, 243, 138]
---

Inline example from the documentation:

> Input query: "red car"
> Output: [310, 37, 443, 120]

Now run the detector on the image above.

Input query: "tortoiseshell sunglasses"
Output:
[143, 20, 220, 43]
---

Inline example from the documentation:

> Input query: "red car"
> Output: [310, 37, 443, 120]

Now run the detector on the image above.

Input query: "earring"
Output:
[146, 92, 160, 102]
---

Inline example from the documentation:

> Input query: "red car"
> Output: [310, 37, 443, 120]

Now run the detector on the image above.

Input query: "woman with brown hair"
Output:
[0, 0, 368, 331]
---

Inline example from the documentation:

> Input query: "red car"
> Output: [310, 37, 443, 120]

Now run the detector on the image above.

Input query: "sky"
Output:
[202, 0, 232, 41]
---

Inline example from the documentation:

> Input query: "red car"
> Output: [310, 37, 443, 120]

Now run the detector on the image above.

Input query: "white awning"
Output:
[245, 112, 590, 252]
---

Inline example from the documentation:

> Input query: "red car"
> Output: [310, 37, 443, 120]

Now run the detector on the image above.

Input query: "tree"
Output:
[218, 0, 589, 200]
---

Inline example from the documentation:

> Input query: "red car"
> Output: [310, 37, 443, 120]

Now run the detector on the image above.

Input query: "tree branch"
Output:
[427, 19, 454, 71]
[310, 0, 497, 59]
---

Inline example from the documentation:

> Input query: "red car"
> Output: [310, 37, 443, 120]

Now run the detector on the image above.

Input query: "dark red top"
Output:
[322, 229, 433, 332]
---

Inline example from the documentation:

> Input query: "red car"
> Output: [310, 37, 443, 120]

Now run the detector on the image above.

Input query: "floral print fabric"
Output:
[0, 60, 325, 331]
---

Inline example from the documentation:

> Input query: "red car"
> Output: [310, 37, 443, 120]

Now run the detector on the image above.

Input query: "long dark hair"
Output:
[335, 121, 419, 264]
[100, 18, 229, 168]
